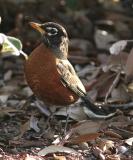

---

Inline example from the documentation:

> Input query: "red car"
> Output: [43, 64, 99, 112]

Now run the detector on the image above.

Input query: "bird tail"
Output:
[81, 96, 107, 115]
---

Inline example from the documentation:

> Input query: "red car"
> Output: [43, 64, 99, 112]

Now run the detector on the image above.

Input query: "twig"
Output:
[105, 71, 121, 103]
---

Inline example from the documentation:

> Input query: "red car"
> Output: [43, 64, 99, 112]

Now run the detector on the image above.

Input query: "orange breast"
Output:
[24, 43, 79, 105]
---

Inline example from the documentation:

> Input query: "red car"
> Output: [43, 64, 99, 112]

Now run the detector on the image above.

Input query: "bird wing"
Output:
[56, 59, 86, 97]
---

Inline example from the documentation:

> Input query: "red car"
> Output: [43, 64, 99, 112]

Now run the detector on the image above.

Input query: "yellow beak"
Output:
[29, 22, 45, 35]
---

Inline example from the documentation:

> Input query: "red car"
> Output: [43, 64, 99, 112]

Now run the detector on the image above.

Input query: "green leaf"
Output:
[0, 33, 28, 59]
[7, 36, 22, 51]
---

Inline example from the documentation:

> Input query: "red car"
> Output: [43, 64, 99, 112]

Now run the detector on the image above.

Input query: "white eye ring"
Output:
[46, 27, 58, 36]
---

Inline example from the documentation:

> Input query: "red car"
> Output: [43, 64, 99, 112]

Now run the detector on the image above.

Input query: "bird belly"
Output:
[24, 44, 79, 105]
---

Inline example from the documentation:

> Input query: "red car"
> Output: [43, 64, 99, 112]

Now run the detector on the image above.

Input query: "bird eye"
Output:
[51, 28, 56, 34]
[46, 27, 58, 36]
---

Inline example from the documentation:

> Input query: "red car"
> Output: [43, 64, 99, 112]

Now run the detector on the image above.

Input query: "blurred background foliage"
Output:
[0, 0, 133, 54]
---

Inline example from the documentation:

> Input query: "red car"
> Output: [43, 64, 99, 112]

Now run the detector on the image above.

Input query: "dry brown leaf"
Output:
[93, 146, 105, 160]
[38, 145, 78, 156]
[97, 53, 109, 66]
[108, 52, 128, 70]
[128, 110, 133, 117]
[15, 115, 41, 140]
[104, 130, 123, 139]
[55, 105, 87, 121]
[70, 132, 101, 144]
[111, 84, 130, 103]
[0, 85, 18, 94]
[94, 71, 116, 98]
[24, 154, 43, 160]
[97, 139, 114, 153]
[127, 82, 133, 92]
[0, 107, 24, 118]
[105, 71, 121, 103]
[9, 139, 45, 147]
[53, 154, 66, 160]
[105, 115, 129, 128]
[101, 52, 127, 78]
[106, 154, 120, 160]
[14, 121, 30, 140]
[125, 48, 133, 82]
[72, 120, 104, 135]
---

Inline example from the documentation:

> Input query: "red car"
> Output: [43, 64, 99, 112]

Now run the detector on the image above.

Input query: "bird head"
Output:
[29, 21, 69, 59]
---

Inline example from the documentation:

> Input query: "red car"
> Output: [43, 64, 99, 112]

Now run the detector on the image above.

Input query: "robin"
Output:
[24, 21, 105, 116]
[25, 21, 86, 106]
[25, 22, 114, 118]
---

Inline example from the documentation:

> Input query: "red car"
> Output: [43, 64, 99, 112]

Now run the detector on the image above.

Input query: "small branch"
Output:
[105, 71, 121, 103]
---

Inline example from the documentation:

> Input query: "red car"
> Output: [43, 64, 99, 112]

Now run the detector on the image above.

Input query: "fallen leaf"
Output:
[0, 95, 9, 103]
[77, 65, 100, 78]
[30, 115, 40, 133]
[70, 132, 101, 144]
[94, 71, 116, 98]
[97, 139, 114, 153]
[0, 85, 18, 94]
[105, 71, 121, 103]
[125, 48, 133, 82]
[38, 145, 78, 156]
[118, 145, 128, 154]
[72, 120, 103, 135]
[4, 70, 13, 81]
[105, 52, 127, 73]
[104, 130, 123, 139]
[24, 154, 43, 160]
[0, 107, 24, 118]
[55, 105, 87, 121]
[106, 115, 130, 128]
[53, 154, 66, 160]
[127, 82, 133, 92]
[14, 121, 30, 140]
[94, 27, 117, 50]
[111, 84, 130, 103]
[106, 154, 120, 160]
[35, 100, 51, 117]
[93, 146, 105, 160]
[125, 137, 133, 146]
[110, 40, 127, 55]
